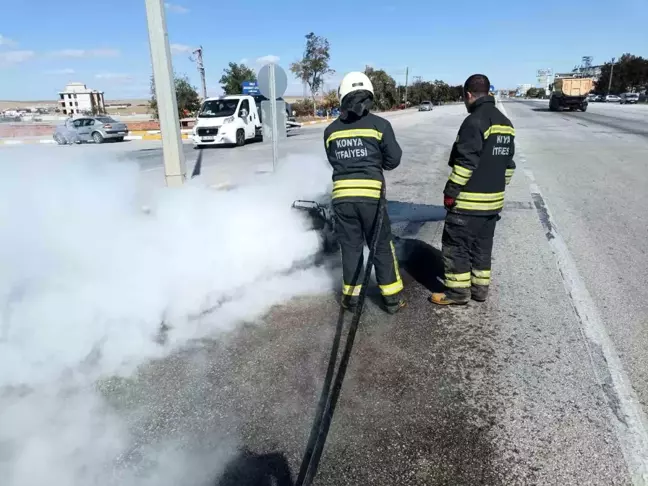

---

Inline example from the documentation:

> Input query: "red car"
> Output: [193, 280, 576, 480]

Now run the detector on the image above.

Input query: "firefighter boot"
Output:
[385, 299, 406, 315]
[429, 292, 470, 306]
[382, 292, 406, 314]
[341, 295, 359, 312]
[471, 285, 489, 302]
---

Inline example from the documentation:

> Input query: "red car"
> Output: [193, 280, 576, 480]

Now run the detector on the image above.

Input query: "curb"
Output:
[0, 139, 57, 145]
[299, 119, 330, 125]
[1, 134, 191, 145]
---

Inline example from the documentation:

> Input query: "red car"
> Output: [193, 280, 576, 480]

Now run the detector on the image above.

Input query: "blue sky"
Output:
[1, 0, 647, 100]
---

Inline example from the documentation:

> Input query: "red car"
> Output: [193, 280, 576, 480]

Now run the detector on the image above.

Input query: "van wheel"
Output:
[235, 129, 245, 147]
[92, 132, 104, 144]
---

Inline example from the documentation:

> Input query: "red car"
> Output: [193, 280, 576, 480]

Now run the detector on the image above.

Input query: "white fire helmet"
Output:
[338, 72, 374, 102]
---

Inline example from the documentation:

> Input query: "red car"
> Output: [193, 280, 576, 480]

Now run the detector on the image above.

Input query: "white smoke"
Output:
[0, 147, 334, 485]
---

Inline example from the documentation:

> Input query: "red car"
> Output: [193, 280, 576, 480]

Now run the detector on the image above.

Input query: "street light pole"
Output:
[144, 0, 186, 187]
[607, 57, 616, 96]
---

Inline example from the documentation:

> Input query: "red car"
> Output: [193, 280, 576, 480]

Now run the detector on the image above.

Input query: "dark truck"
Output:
[549, 76, 593, 112]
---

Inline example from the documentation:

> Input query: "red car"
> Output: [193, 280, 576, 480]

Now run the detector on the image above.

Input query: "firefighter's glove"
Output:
[443, 195, 456, 210]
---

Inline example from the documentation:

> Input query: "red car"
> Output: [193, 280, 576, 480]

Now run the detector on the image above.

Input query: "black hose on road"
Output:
[296, 188, 387, 486]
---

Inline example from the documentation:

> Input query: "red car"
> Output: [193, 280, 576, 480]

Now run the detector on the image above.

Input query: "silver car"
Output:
[419, 101, 433, 111]
[53, 116, 129, 145]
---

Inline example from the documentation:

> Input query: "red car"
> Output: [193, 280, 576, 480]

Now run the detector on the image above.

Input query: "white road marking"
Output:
[500, 101, 648, 485]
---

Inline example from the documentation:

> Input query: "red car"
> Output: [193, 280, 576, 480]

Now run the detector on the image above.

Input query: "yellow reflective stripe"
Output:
[505, 177, 512, 186]
[453, 165, 473, 178]
[379, 280, 404, 296]
[471, 269, 491, 278]
[445, 272, 471, 281]
[505, 169, 515, 176]
[326, 129, 383, 147]
[454, 200, 505, 211]
[342, 284, 362, 296]
[472, 276, 490, 286]
[483, 125, 515, 139]
[378, 240, 404, 296]
[390, 241, 402, 282]
[449, 173, 469, 185]
[332, 189, 381, 199]
[333, 179, 383, 190]
[457, 191, 505, 202]
[445, 279, 472, 288]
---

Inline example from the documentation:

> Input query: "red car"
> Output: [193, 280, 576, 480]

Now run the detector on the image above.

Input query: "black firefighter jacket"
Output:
[324, 110, 402, 205]
[444, 96, 516, 216]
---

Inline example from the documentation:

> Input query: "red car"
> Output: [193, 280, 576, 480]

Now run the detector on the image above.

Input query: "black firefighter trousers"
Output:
[442, 212, 500, 301]
[333, 201, 404, 307]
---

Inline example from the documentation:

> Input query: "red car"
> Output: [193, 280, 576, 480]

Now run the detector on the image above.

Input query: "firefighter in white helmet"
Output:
[323, 72, 406, 314]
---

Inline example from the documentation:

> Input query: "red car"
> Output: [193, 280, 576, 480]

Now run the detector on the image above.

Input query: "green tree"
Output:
[290, 32, 335, 108]
[149, 73, 201, 120]
[526, 87, 539, 98]
[321, 89, 339, 111]
[219, 62, 257, 95]
[364, 66, 398, 110]
[595, 53, 648, 94]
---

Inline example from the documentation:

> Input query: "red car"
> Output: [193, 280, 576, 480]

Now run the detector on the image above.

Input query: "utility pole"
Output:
[144, 0, 186, 187]
[607, 57, 616, 96]
[190, 46, 207, 99]
[404, 67, 409, 105]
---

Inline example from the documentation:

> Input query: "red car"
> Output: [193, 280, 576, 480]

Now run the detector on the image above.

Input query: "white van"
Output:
[192, 95, 261, 148]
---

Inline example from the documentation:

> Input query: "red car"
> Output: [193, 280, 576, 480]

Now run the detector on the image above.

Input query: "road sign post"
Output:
[258, 63, 288, 171]
[143, 0, 186, 187]
[242, 81, 260, 95]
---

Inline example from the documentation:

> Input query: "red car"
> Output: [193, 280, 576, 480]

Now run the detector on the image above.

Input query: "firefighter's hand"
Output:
[443, 195, 456, 210]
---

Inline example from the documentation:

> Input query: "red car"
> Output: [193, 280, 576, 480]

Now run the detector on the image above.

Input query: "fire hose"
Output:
[295, 186, 387, 486]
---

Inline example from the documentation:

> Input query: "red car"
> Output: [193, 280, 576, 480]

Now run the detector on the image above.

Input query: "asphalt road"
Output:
[5, 101, 648, 485]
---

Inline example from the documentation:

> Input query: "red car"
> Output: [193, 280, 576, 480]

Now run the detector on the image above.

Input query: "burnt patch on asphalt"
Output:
[396, 237, 445, 293]
[531, 192, 555, 240]
[216, 448, 294, 486]
[504, 201, 534, 211]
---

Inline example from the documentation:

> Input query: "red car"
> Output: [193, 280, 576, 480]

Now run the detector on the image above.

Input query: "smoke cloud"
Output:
[0, 147, 334, 485]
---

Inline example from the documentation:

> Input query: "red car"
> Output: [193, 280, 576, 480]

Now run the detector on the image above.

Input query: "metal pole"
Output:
[192, 46, 207, 100]
[269, 63, 279, 171]
[607, 57, 615, 96]
[144, 0, 186, 187]
[404, 67, 409, 105]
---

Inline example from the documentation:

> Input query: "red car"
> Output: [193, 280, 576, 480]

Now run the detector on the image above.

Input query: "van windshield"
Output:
[199, 99, 239, 118]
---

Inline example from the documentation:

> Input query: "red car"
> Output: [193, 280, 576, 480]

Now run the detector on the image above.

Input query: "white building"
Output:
[58, 82, 105, 116]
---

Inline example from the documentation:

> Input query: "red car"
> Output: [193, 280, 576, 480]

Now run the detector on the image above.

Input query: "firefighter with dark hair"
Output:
[324, 72, 406, 314]
[430, 74, 516, 305]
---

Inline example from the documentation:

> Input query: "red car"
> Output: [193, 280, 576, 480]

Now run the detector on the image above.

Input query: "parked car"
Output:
[418, 101, 433, 111]
[620, 93, 640, 104]
[605, 94, 621, 103]
[53, 116, 129, 145]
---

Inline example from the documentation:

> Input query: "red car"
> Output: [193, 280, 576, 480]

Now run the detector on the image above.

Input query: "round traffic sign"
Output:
[257, 63, 288, 99]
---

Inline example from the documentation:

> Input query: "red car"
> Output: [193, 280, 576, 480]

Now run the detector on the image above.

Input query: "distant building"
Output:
[58, 82, 105, 116]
